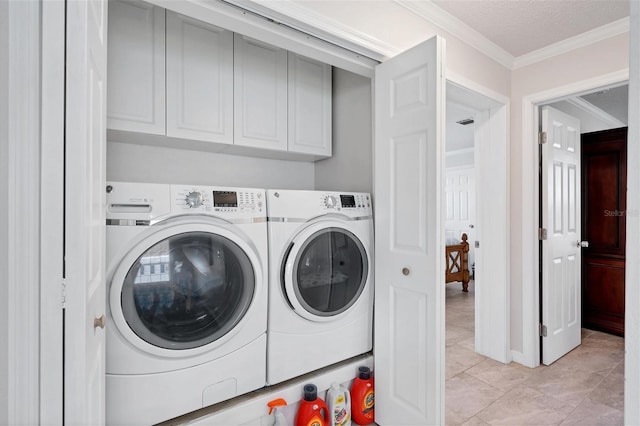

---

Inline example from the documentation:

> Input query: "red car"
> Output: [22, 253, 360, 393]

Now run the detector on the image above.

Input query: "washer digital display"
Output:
[213, 191, 238, 207]
[340, 195, 356, 208]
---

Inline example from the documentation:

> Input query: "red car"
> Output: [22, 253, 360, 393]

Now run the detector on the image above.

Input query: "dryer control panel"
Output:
[267, 189, 372, 219]
[321, 193, 371, 211]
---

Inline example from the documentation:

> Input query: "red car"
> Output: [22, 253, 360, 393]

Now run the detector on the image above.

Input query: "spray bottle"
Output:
[267, 398, 288, 426]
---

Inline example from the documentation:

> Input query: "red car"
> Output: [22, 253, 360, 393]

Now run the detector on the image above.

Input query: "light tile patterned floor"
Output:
[445, 281, 624, 425]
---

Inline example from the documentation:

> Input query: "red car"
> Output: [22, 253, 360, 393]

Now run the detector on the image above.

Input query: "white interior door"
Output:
[541, 105, 582, 365]
[65, 0, 108, 423]
[374, 36, 445, 425]
[445, 166, 476, 265]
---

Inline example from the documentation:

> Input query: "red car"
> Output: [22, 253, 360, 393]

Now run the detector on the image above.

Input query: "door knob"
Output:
[577, 240, 590, 248]
[93, 314, 106, 329]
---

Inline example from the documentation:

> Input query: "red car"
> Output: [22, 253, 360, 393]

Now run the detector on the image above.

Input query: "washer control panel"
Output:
[171, 185, 265, 216]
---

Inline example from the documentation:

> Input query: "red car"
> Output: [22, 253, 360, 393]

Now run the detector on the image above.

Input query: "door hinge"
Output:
[538, 228, 548, 240]
[61, 278, 67, 309]
[539, 324, 548, 337]
[539, 131, 547, 145]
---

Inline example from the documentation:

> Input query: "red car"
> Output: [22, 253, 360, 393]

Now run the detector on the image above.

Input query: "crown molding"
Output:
[566, 96, 627, 128]
[512, 17, 630, 69]
[224, 0, 398, 60]
[224, 0, 629, 72]
[394, 0, 515, 69]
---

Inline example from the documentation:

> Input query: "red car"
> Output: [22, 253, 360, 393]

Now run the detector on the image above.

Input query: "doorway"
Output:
[444, 79, 509, 363]
[539, 83, 628, 363]
[581, 127, 627, 336]
[444, 80, 510, 422]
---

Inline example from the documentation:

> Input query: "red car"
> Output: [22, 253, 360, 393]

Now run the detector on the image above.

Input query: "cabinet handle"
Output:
[402, 267, 410, 276]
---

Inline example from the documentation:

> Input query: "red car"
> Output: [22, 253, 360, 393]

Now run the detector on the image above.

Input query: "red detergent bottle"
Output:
[295, 384, 329, 426]
[351, 366, 374, 425]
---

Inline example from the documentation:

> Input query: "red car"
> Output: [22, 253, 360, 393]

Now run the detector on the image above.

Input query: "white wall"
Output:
[281, 0, 511, 98]
[0, 0, 9, 421]
[107, 142, 315, 190]
[510, 32, 629, 356]
[314, 68, 373, 193]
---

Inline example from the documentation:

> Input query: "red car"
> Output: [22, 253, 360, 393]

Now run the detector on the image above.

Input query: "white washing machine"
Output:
[266, 189, 374, 385]
[105, 182, 268, 425]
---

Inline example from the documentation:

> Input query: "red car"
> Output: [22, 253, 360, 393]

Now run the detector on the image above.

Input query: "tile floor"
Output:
[445, 281, 625, 425]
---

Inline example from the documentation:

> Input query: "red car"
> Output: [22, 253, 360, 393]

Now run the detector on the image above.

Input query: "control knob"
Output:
[185, 191, 204, 208]
[324, 195, 338, 209]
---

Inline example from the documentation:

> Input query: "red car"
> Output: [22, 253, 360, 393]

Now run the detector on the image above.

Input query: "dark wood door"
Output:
[581, 127, 627, 336]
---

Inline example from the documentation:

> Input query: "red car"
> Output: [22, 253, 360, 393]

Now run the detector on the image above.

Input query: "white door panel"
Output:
[65, 0, 107, 422]
[541, 105, 581, 365]
[374, 36, 445, 425]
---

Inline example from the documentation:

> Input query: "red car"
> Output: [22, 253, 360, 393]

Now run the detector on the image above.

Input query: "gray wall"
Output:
[314, 68, 373, 194]
[107, 142, 315, 189]
[0, 0, 9, 420]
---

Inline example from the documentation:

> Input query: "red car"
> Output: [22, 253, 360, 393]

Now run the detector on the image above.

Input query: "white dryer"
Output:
[266, 189, 373, 385]
[105, 182, 267, 425]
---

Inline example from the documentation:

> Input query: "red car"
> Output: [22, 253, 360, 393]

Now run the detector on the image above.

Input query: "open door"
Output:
[374, 36, 445, 424]
[540, 105, 582, 365]
[64, 0, 108, 423]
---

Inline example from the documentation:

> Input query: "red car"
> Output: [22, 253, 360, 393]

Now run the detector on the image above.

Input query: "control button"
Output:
[257, 193, 262, 198]
[185, 191, 204, 208]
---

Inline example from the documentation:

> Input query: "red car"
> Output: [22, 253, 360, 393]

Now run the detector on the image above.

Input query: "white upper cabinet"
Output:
[107, 3, 332, 161]
[288, 53, 332, 157]
[107, 0, 165, 135]
[166, 12, 233, 144]
[234, 34, 288, 151]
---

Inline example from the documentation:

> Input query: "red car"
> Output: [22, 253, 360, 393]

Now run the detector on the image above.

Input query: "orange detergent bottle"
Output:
[295, 384, 329, 426]
[350, 366, 374, 425]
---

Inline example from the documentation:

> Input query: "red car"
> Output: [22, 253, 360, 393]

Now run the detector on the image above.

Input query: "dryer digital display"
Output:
[213, 191, 238, 207]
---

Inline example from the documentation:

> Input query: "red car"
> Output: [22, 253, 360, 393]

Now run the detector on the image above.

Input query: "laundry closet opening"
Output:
[105, 0, 376, 424]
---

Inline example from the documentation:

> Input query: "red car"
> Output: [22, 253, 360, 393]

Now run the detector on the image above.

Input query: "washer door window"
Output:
[287, 227, 368, 319]
[121, 231, 255, 350]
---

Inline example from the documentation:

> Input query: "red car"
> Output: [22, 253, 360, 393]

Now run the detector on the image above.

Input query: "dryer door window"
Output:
[120, 231, 255, 350]
[291, 228, 368, 317]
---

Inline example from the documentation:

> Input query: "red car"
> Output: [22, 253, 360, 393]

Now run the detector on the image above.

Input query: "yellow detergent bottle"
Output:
[327, 383, 351, 426]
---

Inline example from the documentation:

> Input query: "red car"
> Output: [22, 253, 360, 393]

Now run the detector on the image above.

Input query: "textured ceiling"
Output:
[431, 0, 630, 57]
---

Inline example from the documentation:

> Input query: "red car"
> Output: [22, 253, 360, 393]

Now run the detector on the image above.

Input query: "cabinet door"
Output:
[234, 34, 288, 151]
[166, 12, 233, 144]
[107, 0, 165, 134]
[288, 53, 332, 157]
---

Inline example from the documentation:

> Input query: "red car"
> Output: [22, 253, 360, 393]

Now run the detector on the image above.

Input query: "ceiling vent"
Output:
[456, 118, 474, 126]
